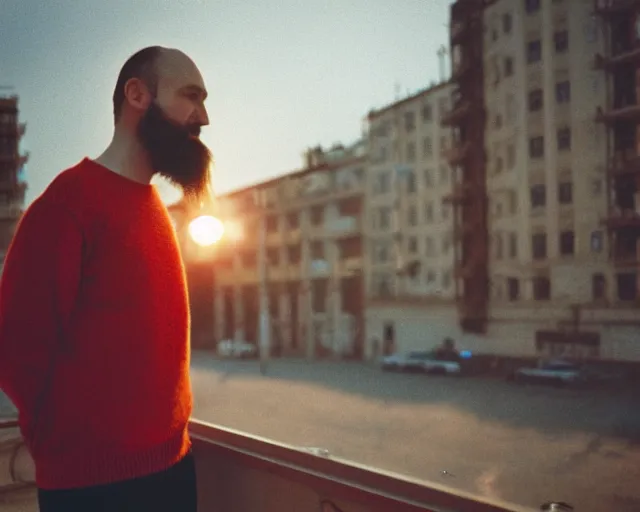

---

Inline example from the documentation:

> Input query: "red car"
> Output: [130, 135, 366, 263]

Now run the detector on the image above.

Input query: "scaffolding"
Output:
[443, 0, 491, 333]
[593, 0, 640, 299]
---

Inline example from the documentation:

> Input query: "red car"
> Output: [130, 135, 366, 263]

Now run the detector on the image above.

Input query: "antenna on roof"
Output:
[437, 45, 448, 82]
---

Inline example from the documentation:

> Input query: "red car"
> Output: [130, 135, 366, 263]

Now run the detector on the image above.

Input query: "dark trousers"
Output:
[37, 452, 197, 512]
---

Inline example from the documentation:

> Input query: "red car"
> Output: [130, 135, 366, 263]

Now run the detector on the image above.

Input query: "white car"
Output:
[217, 340, 258, 359]
[381, 351, 462, 375]
[510, 360, 585, 386]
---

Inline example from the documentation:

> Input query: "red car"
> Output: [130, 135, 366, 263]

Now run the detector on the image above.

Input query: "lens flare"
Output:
[188, 215, 224, 247]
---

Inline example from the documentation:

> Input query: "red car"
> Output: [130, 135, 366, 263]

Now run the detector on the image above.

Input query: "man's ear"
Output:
[123, 77, 152, 113]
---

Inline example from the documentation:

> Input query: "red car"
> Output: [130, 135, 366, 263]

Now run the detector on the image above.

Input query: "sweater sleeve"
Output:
[0, 197, 83, 415]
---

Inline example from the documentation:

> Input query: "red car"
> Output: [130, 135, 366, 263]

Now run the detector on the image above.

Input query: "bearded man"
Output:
[0, 46, 210, 511]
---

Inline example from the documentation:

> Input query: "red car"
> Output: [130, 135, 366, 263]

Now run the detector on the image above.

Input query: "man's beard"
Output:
[137, 102, 212, 203]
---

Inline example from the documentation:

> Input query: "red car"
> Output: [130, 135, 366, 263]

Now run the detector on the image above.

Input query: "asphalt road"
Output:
[191, 352, 640, 512]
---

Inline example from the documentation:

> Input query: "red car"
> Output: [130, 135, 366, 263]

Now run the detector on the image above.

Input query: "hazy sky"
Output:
[1, 0, 452, 205]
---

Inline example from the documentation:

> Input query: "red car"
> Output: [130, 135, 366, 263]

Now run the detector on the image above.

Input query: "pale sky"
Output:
[0, 0, 453, 205]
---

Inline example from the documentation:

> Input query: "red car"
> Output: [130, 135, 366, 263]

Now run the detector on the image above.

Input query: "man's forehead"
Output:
[156, 49, 206, 93]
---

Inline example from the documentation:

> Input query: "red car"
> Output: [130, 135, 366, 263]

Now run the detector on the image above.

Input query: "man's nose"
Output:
[198, 105, 210, 127]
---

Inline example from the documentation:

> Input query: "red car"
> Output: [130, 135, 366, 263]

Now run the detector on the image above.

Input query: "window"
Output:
[379, 207, 391, 229]
[424, 201, 434, 222]
[556, 81, 570, 103]
[529, 136, 544, 158]
[558, 182, 573, 204]
[502, 12, 512, 34]
[532, 233, 547, 260]
[404, 112, 415, 132]
[374, 172, 391, 194]
[424, 168, 434, 187]
[422, 104, 432, 122]
[425, 270, 436, 283]
[507, 233, 517, 259]
[408, 236, 418, 254]
[508, 190, 517, 214]
[407, 205, 418, 226]
[592, 273, 606, 301]
[617, 273, 638, 301]
[406, 171, 417, 193]
[530, 184, 546, 207]
[559, 231, 575, 256]
[527, 40, 542, 63]
[592, 178, 603, 196]
[442, 271, 451, 289]
[525, 0, 541, 14]
[441, 200, 449, 220]
[504, 56, 514, 76]
[554, 31, 568, 53]
[440, 135, 448, 151]
[506, 93, 516, 123]
[439, 165, 449, 185]
[528, 89, 543, 111]
[442, 234, 452, 254]
[557, 127, 571, 150]
[533, 276, 551, 301]
[495, 233, 504, 260]
[591, 231, 604, 252]
[507, 278, 520, 301]
[407, 142, 416, 162]
[423, 137, 433, 158]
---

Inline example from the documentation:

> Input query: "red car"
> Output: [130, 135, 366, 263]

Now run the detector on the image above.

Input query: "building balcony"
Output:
[287, 263, 302, 281]
[325, 215, 361, 239]
[605, 208, 640, 229]
[338, 256, 363, 276]
[593, 0, 638, 15]
[611, 249, 639, 268]
[309, 258, 331, 278]
[594, 47, 640, 70]
[450, 59, 470, 82]
[266, 231, 283, 246]
[442, 141, 470, 166]
[285, 227, 301, 244]
[444, 181, 472, 203]
[441, 100, 471, 127]
[608, 151, 640, 176]
[596, 103, 640, 124]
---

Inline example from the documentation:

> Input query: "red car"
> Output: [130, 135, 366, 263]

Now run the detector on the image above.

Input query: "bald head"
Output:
[112, 46, 208, 125]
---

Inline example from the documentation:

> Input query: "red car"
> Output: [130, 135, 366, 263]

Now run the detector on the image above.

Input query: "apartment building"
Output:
[363, 82, 460, 357]
[443, 0, 640, 361]
[0, 94, 27, 265]
[211, 141, 366, 359]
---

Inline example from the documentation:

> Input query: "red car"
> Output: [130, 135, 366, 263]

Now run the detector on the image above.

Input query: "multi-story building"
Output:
[208, 141, 367, 359]
[441, 0, 640, 361]
[363, 83, 460, 356]
[0, 94, 27, 265]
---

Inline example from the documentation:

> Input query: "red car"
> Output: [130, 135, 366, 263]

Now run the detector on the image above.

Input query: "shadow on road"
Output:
[192, 351, 640, 444]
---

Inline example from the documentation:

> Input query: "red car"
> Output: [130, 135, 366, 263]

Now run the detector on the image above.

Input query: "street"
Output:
[191, 352, 640, 512]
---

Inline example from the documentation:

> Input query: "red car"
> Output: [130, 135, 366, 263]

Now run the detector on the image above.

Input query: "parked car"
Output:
[381, 350, 463, 375]
[217, 339, 258, 359]
[508, 359, 585, 387]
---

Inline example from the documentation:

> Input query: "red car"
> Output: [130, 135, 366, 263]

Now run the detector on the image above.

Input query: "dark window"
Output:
[404, 112, 415, 131]
[508, 278, 520, 301]
[525, 0, 541, 13]
[527, 40, 542, 63]
[591, 231, 604, 252]
[422, 104, 432, 122]
[406, 142, 416, 162]
[533, 277, 551, 300]
[592, 273, 606, 300]
[557, 127, 571, 150]
[532, 233, 547, 260]
[502, 13, 512, 33]
[559, 231, 575, 256]
[617, 273, 637, 301]
[408, 236, 418, 253]
[406, 171, 417, 193]
[407, 205, 418, 226]
[504, 56, 514, 76]
[556, 81, 570, 103]
[529, 136, 544, 158]
[558, 182, 573, 204]
[554, 31, 569, 53]
[509, 232, 518, 258]
[528, 89, 543, 111]
[530, 184, 546, 207]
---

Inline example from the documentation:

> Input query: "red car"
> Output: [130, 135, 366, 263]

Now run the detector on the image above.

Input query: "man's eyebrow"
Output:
[180, 84, 208, 100]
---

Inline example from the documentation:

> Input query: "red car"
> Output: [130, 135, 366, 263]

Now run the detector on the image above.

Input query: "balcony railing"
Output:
[0, 418, 531, 512]
[326, 216, 361, 238]
[593, 0, 638, 15]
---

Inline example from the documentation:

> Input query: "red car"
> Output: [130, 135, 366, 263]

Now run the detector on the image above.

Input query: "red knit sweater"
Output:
[0, 158, 192, 489]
